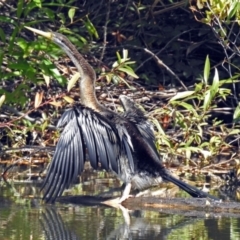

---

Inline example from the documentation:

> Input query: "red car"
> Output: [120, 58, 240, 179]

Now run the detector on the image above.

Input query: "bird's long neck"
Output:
[59, 37, 104, 112]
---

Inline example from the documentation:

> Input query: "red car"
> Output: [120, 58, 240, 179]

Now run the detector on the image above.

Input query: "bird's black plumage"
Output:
[25, 27, 218, 203]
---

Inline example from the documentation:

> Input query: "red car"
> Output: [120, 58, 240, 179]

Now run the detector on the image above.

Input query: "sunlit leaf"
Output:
[0, 94, 5, 108]
[210, 68, 219, 98]
[233, 104, 240, 120]
[34, 92, 43, 108]
[170, 91, 195, 102]
[41, 59, 67, 86]
[197, 125, 203, 138]
[151, 118, 166, 135]
[115, 51, 121, 66]
[68, 8, 76, 24]
[203, 89, 211, 111]
[123, 49, 128, 61]
[227, 1, 240, 19]
[228, 129, 240, 135]
[33, 0, 42, 8]
[63, 96, 74, 103]
[124, 61, 136, 65]
[43, 74, 50, 87]
[118, 67, 139, 79]
[185, 148, 191, 159]
[176, 102, 194, 111]
[105, 73, 112, 84]
[49, 101, 63, 107]
[198, 149, 211, 159]
[204, 55, 210, 84]
[67, 72, 80, 91]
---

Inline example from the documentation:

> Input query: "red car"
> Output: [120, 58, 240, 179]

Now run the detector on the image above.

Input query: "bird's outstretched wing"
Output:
[42, 105, 134, 203]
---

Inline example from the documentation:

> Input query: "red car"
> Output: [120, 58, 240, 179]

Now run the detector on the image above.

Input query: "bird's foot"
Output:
[102, 194, 133, 207]
[102, 182, 133, 207]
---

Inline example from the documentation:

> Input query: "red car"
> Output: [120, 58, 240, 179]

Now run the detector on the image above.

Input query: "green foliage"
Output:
[191, 0, 240, 100]
[196, 0, 240, 25]
[233, 104, 240, 122]
[153, 56, 234, 161]
[102, 49, 138, 88]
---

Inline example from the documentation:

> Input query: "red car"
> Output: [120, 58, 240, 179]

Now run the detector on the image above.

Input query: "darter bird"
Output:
[25, 27, 218, 203]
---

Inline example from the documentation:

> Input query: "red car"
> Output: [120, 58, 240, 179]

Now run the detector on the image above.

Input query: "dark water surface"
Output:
[1, 177, 240, 240]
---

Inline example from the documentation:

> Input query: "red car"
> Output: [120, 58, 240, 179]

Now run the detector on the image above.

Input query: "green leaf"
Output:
[0, 16, 16, 25]
[105, 74, 112, 84]
[84, 16, 99, 39]
[9, 61, 34, 71]
[68, 8, 76, 24]
[116, 75, 133, 89]
[9, 27, 19, 53]
[195, 82, 203, 92]
[233, 104, 240, 120]
[195, 135, 202, 145]
[210, 68, 219, 98]
[204, 55, 210, 84]
[228, 129, 240, 135]
[170, 91, 195, 102]
[227, 1, 240, 19]
[118, 67, 139, 79]
[0, 28, 6, 43]
[33, 0, 42, 8]
[57, 13, 66, 24]
[17, 0, 24, 18]
[203, 89, 211, 111]
[152, 118, 165, 135]
[0, 52, 4, 68]
[113, 52, 122, 67]
[40, 59, 67, 86]
[16, 38, 28, 51]
[43, 8, 55, 19]
[124, 61, 136, 65]
[176, 102, 194, 111]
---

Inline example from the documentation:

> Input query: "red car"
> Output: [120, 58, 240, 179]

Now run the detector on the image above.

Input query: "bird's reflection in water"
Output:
[40, 207, 80, 240]
[40, 204, 196, 240]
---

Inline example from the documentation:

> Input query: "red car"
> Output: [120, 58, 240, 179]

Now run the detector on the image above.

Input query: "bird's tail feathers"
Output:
[163, 173, 219, 200]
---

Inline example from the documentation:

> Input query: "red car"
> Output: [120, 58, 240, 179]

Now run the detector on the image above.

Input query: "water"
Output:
[1, 200, 239, 240]
[1, 174, 240, 239]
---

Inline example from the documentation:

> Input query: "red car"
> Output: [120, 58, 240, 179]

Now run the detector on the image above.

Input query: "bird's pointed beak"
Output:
[24, 26, 53, 39]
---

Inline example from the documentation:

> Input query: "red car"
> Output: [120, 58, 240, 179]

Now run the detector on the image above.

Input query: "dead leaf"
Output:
[34, 92, 43, 108]
[63, 96, 75, 103]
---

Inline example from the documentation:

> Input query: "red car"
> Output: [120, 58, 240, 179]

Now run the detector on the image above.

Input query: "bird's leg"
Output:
[118, 182, 132, 203]
[102, 183, 132, 207]
[118, 204, 131, 226]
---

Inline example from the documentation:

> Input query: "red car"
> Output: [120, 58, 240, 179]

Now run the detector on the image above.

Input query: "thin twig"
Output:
[143, 48, 188, 91]
[136, 29, 193, 71]
[99, 0, 111, 64]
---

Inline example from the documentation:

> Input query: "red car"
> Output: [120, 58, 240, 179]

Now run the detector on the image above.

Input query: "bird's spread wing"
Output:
[42, 105, 134, 203]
